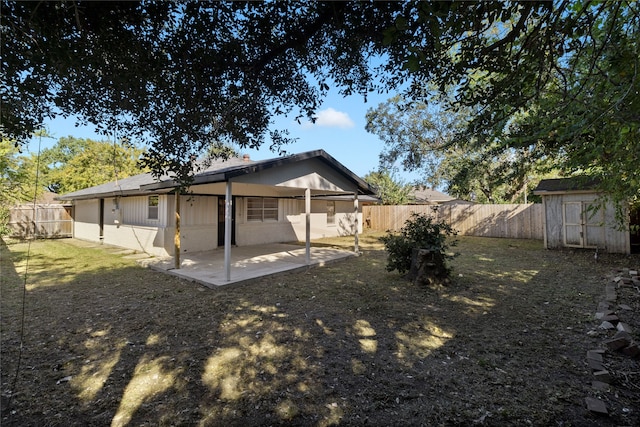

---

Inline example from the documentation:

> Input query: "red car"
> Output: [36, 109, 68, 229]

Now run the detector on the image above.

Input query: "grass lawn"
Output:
[1, 234, 639, 426]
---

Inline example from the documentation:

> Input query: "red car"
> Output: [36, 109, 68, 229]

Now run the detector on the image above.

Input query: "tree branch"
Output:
[248, 2, 349, 74]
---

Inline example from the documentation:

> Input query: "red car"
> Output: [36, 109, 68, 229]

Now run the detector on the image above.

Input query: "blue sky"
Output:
[28, 88, 424, 184]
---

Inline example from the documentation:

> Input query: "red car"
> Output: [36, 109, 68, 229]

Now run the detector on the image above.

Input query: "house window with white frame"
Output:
[247, 197, 278, 222]
[326, 201, 336, 225]
[148, 195, 159, 220]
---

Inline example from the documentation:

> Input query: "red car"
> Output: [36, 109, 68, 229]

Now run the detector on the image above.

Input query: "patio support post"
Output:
[224, 181, 232, 281]
[305, 187, 311, 265]
[353, 192, 359, 254]
[174, 191, 181, 269]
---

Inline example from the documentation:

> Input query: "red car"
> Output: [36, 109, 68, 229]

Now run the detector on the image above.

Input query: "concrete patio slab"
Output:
[141, 243, 356, 288]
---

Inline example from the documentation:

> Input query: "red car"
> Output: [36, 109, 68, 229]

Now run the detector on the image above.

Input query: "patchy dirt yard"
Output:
[1, 234, 639, 426]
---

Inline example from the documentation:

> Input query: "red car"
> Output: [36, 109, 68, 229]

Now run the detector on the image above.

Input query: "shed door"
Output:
[563, 202, 583, 246]
[562, 201, 604, 249]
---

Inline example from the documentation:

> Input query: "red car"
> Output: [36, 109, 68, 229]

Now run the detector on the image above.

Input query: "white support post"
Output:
[305, 188, 311, 265]
[224, 181, 233, 281]
[174, 191, 181, 269]
[354, 192, 359, 254]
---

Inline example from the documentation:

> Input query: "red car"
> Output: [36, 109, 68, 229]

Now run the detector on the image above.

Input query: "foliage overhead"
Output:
[363, 169, 415, 205]
[2, 1, 638, 200]
[365, 95, 557, 203]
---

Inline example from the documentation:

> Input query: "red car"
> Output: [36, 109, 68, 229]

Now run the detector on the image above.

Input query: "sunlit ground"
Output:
[2, 235, 638, 426]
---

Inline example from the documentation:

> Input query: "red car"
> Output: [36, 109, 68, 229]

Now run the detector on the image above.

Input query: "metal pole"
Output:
[305, 188, 311, 265]
[354, 193, 359, 254]
[174, 191, 181, 269]
[224, 181, 232, 281]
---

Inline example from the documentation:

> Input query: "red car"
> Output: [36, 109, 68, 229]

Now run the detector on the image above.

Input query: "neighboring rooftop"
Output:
[410, 186, 455, 204]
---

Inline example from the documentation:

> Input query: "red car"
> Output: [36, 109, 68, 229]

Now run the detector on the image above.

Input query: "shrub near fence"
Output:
[364, 204, 544, 240]
[8, 204, 73, 239]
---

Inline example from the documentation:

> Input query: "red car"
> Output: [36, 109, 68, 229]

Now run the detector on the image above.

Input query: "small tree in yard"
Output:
[380, 213, 457, 285]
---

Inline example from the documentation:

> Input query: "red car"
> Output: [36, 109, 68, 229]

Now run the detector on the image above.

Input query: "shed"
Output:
[533, 178, 631, 254]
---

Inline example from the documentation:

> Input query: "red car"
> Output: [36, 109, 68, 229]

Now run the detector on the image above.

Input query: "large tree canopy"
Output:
[1, 137, 36, 206]
[40, 137, 146, 194]
[1, 136, 145, 200]
[364, 169, 415, 205]
[2, 1, 638, 202]
[365, 95, 558, 203]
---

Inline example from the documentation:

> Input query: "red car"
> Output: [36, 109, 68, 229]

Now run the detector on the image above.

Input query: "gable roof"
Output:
[57, 150, 374, 201]
[141, 149, 373, 194]
[533, 177, 601, 195]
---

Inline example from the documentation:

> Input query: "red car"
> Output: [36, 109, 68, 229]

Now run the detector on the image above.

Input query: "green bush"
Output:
[380, 213, 457, 275]
[0, 206, 11, 238]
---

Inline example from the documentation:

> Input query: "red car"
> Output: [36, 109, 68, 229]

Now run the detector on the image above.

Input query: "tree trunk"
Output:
[405, 248, 449, 286]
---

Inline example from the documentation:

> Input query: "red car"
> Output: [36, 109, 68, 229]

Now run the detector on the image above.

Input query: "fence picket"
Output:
[363, 204, 544, 240]
[7, 205, 73, 238]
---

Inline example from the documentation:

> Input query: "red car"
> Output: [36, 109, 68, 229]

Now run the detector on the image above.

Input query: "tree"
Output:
[364, 94, 455, 190]
[365, 95, 555, 203]
[204, 142, 240, 163]
[380, 213, 457, 285]
[0, 138, 40, 235]
[0, 138, 37, 205]
[364, 169, 414, 205]
[2, 1, 638, 203]
[40, 137, 146, 194]
[496, 5, 640, 208]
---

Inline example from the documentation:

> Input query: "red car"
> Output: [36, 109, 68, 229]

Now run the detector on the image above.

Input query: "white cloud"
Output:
[305, 108, 355, 129]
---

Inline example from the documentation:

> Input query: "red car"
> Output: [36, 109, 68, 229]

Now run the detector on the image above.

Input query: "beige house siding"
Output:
[73, 199, 101, 241]
[71, 195, 362, 256]
[236, 199, 361, 246]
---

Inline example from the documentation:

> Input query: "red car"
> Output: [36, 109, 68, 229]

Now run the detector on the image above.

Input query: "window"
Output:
[326, 201, 335, 225]
[148, 195, 159, 220]
[247, 197, 278, 222]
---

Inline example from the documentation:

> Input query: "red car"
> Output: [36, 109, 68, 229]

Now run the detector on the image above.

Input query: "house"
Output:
[410, 187, 454, 204]
[409, 186, 473, 206]
[58, 150, 376, 279]
[533, 177, 633, 254]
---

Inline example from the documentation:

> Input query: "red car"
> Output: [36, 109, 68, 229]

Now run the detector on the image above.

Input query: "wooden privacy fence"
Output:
[8, 204, 73, 239]
[364, 203, 544, 240]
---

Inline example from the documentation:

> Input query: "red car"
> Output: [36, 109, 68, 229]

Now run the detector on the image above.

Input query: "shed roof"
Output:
[57, 150, 375, 201]
[533, 177, 601, 195]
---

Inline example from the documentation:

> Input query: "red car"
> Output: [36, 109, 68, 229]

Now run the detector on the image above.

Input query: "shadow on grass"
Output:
[1, 237, 638, 426]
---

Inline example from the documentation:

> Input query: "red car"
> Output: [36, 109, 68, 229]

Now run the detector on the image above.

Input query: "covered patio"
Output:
[140, 243, 355, 288]
[140, 150, 374, 283]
